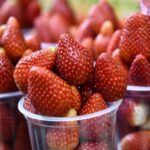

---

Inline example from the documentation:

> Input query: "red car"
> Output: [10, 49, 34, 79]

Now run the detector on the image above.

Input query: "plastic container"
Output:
[117, 86, 150, 149]
[18, 98, 121, 150]
[0, 91, 31, 150]
[140, 0, 150, 15]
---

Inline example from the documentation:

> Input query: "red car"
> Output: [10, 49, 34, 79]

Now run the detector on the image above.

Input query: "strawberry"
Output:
[79, 93, 111, 141]
[0, 104, 16, 141]
[120, 12, 150, 63]
[94, 53, 127, 102]
[23, 96, 35, 113]
[0, 143, 11, 150]
[0, 48, 17, 93]
[14, 48, 56, 93]
[28, 66, 81, 116]
[76, 141, 110, 150]
[22, 49, 33, 57]
[118, 98, 149, 126]
[128, 54, 150, 86]
[56, 33, 93, 85]
[107, 30, 122, 54]
[1, 17, 27, 62]
[46, 109, 79, 150]
[0, 25, 6, 43]
[120, 131, 150, 150]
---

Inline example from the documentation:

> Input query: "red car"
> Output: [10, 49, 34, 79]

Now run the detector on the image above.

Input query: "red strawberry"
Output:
[0, 48, 17, 93]
[94, 53, 127, 102]
[107, 29, 122, 54]
[0, 104, 16, 141]
[128, 54, 150, 86]
[46, 108, 79, 150]
[0, 143, 11, 150]
[76, 141, 110, 150]
[23, 95, 35, 113]
[14, 48, 56, 93]
[120, 131, 150, 150]
[22, 49, 33, 57]
[56, 33, 93, 85]
[0, 25, 6, 43]
[28, 66, 81, 116]
[1, 17, 27, 62]
[120, 12, 150, 63]
[118, 98, 149, 126]
[79, 93, 111, 141]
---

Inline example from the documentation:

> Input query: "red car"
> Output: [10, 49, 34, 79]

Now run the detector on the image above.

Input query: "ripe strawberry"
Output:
[46, 109, 79, 150]
[107, 30, 122, 54]
[14, 48, 56, 93]
[0, 25, 6, 43]
[56, 33, 93, 85]
[23, 96, 35, 113]
[120, 131, 150, 150]
[128, 54, 150, 86]
[0, 48, 17, 93]
[28, 66, 81, 116]
[0, 104, 16, 141]
[79, 93, 111, 141]
[0, 143, 11, 150]
[94, 53, 127, 102]
[1, 17, 27, 62]
[76, 141, 110, 150]
[118, 98, 149, 126]
[22, 49, 33, 57]
[120, 12, 150, 63]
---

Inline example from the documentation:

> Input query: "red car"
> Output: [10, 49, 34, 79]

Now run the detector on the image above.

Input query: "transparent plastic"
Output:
[18, 98, 121, 150]
[140, 0, 150, 15]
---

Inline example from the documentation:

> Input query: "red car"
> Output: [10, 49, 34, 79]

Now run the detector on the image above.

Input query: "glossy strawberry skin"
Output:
[94, 53, 127, 102]
[56, 33, 93, 85]
[14, 48, 56, 93]
[128, 54, 150, 86]
[1, 17, 27, 62]
[28, 66, 80, 116]
[120, 131, 150, 150]
[120, 13, 150, 63]
[0, 50, 17, 93]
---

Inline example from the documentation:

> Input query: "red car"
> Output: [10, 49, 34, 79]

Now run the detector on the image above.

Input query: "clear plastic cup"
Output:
[0, 91, 32, 150]
[117, 86, 150, 149]
[140, 0, 150, 15]
[18, 98, 121, 150]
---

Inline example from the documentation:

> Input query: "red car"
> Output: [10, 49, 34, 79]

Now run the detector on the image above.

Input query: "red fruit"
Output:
[0, 0, 5, 7]
[0, 104, 16, 141]
[94, 53, 127, 102]
[107, 30, 122, 54]
[120, 12, 150, 63]
[76, 141, 110, 150]
[79, 93, 111, 141]
[28, 66, 81, 116]
[128, 54, 150, 86]
[18, 0, 30, 8]
[14, 48, 56, 93]
[56, 33, 93, 85]
[1, 17, 27, 62]
[120, 131, 150, 150]
[23, 96, 35, 113]
[0, 25, 6, 43]
[0, 48, 17, 93]
[46, 109, 79, 150]
[22, 49, 33, 57]
[118, 98, 149, 126]
[50, 0, 76, 25]
[88, 0, 118, 34]
[0, 143, 11, 150]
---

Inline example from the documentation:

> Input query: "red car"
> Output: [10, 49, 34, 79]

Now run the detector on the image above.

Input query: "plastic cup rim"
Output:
[127, 85, 150, 91]
[18, 97, 122, 122]
[0, 91, 23, 99]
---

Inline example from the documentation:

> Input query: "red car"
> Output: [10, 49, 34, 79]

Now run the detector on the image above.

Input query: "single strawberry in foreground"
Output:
[79, 93, 111, 141]
[14, 48, 56, 93]
[118, 98, 149, 126]
[28, 66, 81, 116]
[128, 54, 150, 86]
[120, 12, 150, 63]
[1, 17, 27, 62]
[0, 143, 11, 150]
[46, 109, 79, 150]
[56, 33, 93, 85]
[120, 131, 150, 150]
[94, 53, 127, 102]
[0, 48, 17, 93]
[76, 141, 110, 150]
